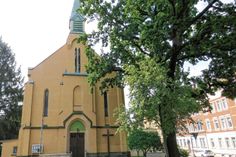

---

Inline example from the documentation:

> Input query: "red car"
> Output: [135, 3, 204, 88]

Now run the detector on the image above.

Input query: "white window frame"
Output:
[219, 116, 227, 130]
[231, 137, 236, 148]
[218, 138, 222, 148]
[197, 120, 203, 131]
[200, 138, 206, 148]
[225, 137, 230, 148]
[210, 138, 215, 148]
[205, 119, 211, 131]
[180, 139, 183, 146]
[213, 117, 220, 130]
[216, 100, 222, 112]
[183, 139, 187, 147]
[225, 115, 233, 129]
[221, 98, 228, 110]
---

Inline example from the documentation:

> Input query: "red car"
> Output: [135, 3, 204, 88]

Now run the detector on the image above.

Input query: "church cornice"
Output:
[23, 111, 119, 130]
[63, 72, 88, 77]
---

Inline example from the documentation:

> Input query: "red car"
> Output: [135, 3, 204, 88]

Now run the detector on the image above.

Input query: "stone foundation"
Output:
[87, 152, 130, 157]
[17, 152, 130, 157]
[39, 153, 71, 157]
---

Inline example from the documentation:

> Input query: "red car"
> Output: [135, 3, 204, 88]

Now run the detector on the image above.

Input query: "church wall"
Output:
[61, 76, 94, 118]
[95, 85, 106, 126]
[21, 82, 34, 127]
[14, 33, 128, 156]
[26, 39, 89, 127]
[96, 128, 127, 153]
[17, 128, 31, 156]
[1, 139, 18, 157]
[96, 129, 108, 152]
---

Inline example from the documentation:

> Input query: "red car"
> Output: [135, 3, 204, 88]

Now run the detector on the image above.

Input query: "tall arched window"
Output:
[75, 48, 81, 73]
[73, 86, 82, 106]
[43, 89, 49, 117]
[104, 92, 108, 117]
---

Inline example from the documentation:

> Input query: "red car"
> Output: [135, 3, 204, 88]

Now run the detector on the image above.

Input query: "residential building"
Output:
[177, 91, 236, 157]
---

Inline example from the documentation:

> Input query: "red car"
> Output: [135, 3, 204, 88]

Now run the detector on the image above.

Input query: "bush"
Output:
[179, 148, 189, 157]
[128, 129, 162, 157]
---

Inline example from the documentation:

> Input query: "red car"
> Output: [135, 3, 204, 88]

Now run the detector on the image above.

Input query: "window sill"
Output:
[63, 72, 88, 77]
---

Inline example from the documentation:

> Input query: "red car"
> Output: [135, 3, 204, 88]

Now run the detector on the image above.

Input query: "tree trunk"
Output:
[166, 131, 179, 157]
[162, 134, 169, 157]
[143, 151, 147, 157]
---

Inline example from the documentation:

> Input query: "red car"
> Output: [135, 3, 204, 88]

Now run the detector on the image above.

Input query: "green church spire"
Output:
[69, 0, 84, 33]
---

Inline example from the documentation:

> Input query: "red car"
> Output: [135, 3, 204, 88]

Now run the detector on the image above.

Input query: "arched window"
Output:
[104, 92, 108, 117]
[75, 48, 81, 73]
[73, 86, 82, 106]
[70, 121, 85, 132]
[43, 89, 49, 117]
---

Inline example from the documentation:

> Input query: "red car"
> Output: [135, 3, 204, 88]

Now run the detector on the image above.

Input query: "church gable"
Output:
[29, 40, 87, 81]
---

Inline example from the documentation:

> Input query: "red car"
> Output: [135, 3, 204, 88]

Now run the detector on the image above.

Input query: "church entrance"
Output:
[69, 121, 85, 157]
[70, 133, 85, 157]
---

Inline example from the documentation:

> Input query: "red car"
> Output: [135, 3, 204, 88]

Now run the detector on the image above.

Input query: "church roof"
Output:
[70, 0, 85, 33]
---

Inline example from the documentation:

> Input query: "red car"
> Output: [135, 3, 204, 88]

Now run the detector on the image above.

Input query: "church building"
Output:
[1, 1, 128, 157]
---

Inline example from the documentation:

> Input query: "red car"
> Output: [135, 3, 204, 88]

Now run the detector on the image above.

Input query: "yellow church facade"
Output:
[1, 1, 128, 157]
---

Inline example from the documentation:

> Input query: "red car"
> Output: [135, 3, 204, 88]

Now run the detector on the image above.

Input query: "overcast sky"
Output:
[0, 0, 75, 76]
[0, 0, 233, 79]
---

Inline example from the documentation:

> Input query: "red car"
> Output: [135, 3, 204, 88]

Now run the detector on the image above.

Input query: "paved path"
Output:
[147, 152, 165, 157]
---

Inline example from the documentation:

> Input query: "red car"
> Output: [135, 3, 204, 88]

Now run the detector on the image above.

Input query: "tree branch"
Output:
[168, 0, 176, 16]
[188, 0, 218, 26]
[131, 40, 151, 56]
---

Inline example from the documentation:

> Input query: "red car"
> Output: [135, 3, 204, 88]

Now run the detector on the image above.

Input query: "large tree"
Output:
[79, 0, 236, 157]
[0, 38, 23, 140]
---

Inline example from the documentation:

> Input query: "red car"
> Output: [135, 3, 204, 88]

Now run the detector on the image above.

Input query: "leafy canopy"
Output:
[0, 38, 23, 140]
[128, 129, 161, 157]
[79, 0, 236, 156]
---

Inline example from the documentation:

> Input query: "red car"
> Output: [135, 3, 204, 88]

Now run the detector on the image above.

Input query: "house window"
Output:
[183, 139, 187, 147]
[43, 89, 49, 117]
[210, 138, 215, 148]
[75, 48, 81, 73]
[177, 139, 180, 146]
[226, 116, 233, 128]
[104, 91, 108, 117]
[225, 138, 230, 148]
[221, 99, 228, 110]
[180, 139, 183, 146]
[205, 119, 211, 131]
[231, 137, 236, 148]
[216, 101, 222, 112]
[12, 146, 17, 155]
[213, 118, 219, 130]
[200, 138, 206, 148]
[218, 138, 222, 148]
[197, 120, 203, 131]
[220, 117, 227, 129]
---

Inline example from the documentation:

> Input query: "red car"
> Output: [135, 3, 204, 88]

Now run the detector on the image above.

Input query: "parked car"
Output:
[194, 149, 215, 157]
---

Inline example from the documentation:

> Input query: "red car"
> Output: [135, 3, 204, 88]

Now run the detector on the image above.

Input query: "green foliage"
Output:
[0, 38, 23, 140]
[79, 0, 236, 156]
[128, 129, 161, 157]
[178, 148, 189, 157]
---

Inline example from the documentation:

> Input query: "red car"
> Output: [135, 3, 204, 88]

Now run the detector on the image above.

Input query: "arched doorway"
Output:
[69, 120, 85, 157]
